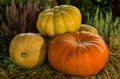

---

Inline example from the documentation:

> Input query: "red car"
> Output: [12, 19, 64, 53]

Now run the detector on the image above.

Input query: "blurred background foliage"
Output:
[55, 0, 120, 19]
[0, 0, 120, 26]
[0, 0, 120, 55]
[0, 0, 120, 78]
[0, 0, 120, 43]
[0, 0, 119, 58]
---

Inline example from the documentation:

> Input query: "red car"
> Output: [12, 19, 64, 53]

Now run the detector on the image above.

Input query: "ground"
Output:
[0, 47, 120, 79]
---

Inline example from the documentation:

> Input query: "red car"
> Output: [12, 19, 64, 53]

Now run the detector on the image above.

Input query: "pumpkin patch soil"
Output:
[1, 47, 120, 79]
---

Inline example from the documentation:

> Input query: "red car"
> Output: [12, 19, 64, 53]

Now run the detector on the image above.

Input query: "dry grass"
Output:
[0, 47, 119, 79]
[0, 7, 120, 79]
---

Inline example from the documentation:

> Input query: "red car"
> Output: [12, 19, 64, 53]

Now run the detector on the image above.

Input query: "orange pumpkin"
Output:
[48, 31, 108, 76]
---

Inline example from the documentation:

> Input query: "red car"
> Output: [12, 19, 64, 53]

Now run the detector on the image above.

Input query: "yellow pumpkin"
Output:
[37, 5, 82, 37]
[79, 24, 98, 34]
[9, 33, 46, 69]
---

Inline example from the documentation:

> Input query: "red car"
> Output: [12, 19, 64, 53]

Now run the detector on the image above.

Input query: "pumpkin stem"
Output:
[77, 39, 81, 44]
[53, 6, 60, 13]
[21, 52, 26, 57]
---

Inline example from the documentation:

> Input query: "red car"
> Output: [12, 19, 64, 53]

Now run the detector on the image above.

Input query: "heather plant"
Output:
[0, 0, 41, 66]
[0, 0, 41, 40]
[0, 0, 10, 22]
[0, 1, 120, 79]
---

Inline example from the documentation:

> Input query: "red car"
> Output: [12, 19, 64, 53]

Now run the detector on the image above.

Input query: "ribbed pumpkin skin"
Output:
[48, 31, 108, 76]
[79, 24, 98, 34]
[9, 33, 46, 69]
[37, 5, 81, 37]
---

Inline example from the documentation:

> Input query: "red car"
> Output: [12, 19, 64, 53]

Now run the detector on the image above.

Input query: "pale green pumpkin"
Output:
[79, 24, 98, 34]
